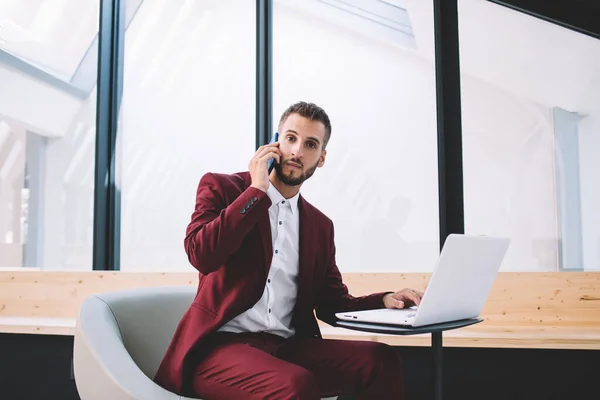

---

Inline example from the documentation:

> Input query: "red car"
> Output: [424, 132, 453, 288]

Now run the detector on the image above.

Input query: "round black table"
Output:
[334, 318, 483, 400]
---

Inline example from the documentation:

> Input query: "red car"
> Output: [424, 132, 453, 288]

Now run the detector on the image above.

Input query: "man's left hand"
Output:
[383, 289, 424, 309]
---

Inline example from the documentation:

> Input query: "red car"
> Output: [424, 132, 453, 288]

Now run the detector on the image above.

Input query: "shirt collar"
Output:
[266, 183, 300, 215]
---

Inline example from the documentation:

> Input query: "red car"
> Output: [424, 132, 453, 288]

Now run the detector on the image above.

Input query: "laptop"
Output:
[335, 234, 510, 327]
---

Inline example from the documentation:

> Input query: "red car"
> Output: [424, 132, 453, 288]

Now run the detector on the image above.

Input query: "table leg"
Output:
[432, 331, 443, 400]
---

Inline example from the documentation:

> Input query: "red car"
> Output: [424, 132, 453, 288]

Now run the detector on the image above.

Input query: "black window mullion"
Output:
[256, 0, 273, 149]
[434, 0, 465, 250]
[93, 0, 124, 271]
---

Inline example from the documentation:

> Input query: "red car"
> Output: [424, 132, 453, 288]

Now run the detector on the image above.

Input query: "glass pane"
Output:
[458, 0, 600, 271]
[0, 1, 98, 270]
[273, 0, 440, 272]
[0, 0, 100, 80]
[119, 0, 255, 271]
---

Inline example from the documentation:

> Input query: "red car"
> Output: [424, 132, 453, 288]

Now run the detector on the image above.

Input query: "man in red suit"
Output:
[154, 102, 423, 399]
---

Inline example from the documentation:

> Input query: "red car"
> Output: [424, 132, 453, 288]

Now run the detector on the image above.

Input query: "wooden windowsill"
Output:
[0, 317, 76, 336]
[320, 325, 600, 350]
[2, 271, 599, 350]
[2, 316, 599, 350]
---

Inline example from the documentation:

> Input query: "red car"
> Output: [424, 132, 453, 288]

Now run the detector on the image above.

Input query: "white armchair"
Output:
[73, 286, 338, 400]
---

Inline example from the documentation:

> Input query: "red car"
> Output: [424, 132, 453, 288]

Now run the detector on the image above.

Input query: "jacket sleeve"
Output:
[315, 221, 392, 325]
[183, 173, 271, 275]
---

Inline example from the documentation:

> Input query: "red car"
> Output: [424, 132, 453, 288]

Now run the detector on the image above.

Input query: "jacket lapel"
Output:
[243, 174, 273, 275]
[296, 196, 316, 311]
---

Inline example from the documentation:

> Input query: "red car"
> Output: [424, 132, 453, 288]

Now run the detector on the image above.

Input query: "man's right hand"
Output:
[249, 142, 281, 192]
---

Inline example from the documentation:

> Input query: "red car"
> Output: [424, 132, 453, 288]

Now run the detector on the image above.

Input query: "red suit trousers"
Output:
[191, 332, 404, 400]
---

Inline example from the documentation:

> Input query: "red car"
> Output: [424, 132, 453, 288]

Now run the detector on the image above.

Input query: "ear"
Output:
[318, 149, 327, 168]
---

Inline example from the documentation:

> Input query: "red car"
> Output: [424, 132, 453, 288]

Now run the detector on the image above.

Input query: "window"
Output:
[0, 0, 99, 269]
[118, 0, 256, 271]
[273, 0, 440, 272]
[458, 0, 600, 271]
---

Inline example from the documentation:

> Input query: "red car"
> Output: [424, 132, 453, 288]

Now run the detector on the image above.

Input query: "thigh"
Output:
[277, 338, 402, 398]
[192, 339, 319, 400]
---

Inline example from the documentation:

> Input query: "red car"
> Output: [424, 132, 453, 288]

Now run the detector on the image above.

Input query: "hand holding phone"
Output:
[267, 132, 279, 174]
[249, 132, 280, 192]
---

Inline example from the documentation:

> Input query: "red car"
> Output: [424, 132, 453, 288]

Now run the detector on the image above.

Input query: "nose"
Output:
[291, 141, 304, 158]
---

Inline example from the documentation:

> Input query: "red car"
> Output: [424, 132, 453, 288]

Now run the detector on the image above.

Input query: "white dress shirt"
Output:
[218, 183, 300, 338]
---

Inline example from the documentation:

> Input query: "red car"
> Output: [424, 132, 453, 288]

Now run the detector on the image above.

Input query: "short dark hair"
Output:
[278, 101, 332, 149]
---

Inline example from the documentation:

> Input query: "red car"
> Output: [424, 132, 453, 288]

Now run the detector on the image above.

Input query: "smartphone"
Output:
[267, 132, 279, 174]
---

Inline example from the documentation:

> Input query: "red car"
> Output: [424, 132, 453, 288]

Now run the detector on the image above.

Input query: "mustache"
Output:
[284, 158, 303, 167]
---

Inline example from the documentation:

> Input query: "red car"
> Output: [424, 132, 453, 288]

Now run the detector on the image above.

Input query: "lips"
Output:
[286, 161, 302, 169]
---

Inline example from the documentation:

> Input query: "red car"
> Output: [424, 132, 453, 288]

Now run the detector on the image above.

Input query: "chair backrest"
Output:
[92, 286, 196, 379]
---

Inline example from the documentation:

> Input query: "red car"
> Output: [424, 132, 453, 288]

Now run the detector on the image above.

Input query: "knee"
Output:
[282, 368, 319, 399]
[358, 342, 404, 398]
[365, 342, 402, 371]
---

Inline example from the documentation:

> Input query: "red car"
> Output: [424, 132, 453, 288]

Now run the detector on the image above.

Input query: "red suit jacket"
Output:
[154, 171, 390, 395]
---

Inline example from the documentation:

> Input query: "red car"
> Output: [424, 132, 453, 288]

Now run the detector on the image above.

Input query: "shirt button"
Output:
[281, 201, 285, 204]
[268, 309, 272, 313]
[275, 250, 278, 254]
[268, 279, 271, 283]
[279, 221, 282, 225]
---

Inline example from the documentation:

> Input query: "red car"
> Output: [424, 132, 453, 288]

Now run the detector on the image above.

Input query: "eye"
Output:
[306, 142, 317, 149]
[286, 136, 295, 142]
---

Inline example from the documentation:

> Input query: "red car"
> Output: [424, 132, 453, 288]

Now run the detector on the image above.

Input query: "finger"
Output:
[253, 143, 280, 160]
[253, 147, 281, 163]
[392, 299, 405, 309]
[257, 142, 280, 154]
[405, 292, 421, 306]
[415, 290, 424, 298]
[259, 151, 281, 164]
[392, 291, 403, 299]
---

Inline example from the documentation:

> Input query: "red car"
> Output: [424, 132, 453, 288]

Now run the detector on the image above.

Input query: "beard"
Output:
[274, 158, 319, 186]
